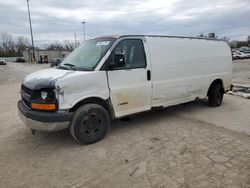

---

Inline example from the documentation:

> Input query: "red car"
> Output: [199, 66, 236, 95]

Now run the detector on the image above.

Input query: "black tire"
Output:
[208, 83, 224, 107]
[70, 103, 110, 144]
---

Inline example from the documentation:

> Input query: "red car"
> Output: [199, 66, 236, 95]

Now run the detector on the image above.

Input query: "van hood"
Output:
[23, 68, 74, 90]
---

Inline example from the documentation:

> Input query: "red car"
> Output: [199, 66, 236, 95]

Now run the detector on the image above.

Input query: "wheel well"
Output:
[207, 79, 224, 96]
[69, 97, 115, 119]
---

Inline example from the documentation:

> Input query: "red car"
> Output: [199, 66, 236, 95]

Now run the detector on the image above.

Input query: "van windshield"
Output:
[58, 39, 114, 71]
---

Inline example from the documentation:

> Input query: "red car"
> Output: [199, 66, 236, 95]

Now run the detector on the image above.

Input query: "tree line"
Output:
[0, 32, 29, 57]
[0, 31, 79, 57]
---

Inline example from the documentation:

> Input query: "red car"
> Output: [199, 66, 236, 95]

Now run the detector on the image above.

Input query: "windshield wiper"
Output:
[57, 65, 71, 70]
[63, 63, 76, 70]
[58, 63, 93, 71]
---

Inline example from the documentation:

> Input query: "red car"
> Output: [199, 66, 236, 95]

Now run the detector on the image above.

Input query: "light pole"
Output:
[82, 21, 86, 41]
[26, 0, 35, 62]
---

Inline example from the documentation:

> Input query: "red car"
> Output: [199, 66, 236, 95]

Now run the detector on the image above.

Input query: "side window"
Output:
[112, 39, 146, 69]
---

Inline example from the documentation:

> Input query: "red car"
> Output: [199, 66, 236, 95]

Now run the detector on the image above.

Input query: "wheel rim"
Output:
[79, 112, 102, 136]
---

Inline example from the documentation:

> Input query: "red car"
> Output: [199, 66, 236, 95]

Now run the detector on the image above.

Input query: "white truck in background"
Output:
[18, 35, 232, 144]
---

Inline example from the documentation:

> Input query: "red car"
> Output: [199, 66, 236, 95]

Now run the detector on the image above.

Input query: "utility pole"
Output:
[82, 21, 86, 41]
[26, 0, 36, 62]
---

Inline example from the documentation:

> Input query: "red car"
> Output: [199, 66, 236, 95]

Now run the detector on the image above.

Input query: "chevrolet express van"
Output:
[18, 35, 232, 144]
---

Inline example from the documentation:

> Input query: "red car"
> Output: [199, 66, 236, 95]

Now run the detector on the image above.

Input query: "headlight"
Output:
[41, 91, 48, 100]
[31, 89, 57, 111]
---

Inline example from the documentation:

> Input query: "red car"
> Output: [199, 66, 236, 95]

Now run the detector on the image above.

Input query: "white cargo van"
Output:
[18, 35, 232, 144]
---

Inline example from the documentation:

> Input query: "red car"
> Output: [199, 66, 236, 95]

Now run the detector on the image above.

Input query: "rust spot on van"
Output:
[113, 86, 150, 113]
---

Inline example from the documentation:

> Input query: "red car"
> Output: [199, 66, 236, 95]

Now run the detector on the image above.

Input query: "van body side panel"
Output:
[56, 71, 109, 110]
[146, 37, 232, 107]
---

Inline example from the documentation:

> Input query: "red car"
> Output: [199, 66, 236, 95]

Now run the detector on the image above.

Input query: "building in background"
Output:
[23, 48, 72, 63]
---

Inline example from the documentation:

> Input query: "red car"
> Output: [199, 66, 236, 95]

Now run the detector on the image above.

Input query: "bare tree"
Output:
[0, 32, 15, 53]
[63, 40, 76, 50]
[16, 36, 29, 54]
[47, 41, 63, 50]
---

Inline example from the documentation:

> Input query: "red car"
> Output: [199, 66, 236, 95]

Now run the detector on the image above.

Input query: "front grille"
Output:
[21, 84, 32, 108]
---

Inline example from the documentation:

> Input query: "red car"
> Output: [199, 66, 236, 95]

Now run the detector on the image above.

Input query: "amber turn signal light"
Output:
[31, 103, 56, 111]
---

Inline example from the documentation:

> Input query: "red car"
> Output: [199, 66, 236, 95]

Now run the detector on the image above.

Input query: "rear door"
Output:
[107, 39, 152, 117]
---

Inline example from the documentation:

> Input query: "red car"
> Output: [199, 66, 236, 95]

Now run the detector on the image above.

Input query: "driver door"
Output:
[107, 39, 152, 117]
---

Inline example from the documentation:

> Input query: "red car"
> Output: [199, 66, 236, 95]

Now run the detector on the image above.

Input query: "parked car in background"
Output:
[0, 59, 6, 65]
[232, 51, 250, 60]
[239, 46, 250, 52]
[14, 58, 25, 63]
[239, 50, 250, 54]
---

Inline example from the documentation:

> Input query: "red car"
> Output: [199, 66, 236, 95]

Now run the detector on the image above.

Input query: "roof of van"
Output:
[94, 35, 226, 42]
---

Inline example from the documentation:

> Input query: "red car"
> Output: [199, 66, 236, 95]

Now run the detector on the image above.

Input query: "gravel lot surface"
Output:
[0, 61, 249, 188]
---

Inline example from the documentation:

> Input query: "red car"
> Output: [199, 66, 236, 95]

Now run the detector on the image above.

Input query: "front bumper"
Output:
[17, 100, 73, 132]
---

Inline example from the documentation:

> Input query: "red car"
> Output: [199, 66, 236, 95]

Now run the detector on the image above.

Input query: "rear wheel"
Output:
[70, 104, 110, 144]
[208, 83, 224, 107]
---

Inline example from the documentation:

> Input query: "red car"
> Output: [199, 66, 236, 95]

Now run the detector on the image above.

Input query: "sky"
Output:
[0, 0, 249, 46]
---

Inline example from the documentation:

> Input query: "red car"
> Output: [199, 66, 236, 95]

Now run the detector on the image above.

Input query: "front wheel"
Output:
[70, 104, 110, 144]
[208, 83, 224, 107]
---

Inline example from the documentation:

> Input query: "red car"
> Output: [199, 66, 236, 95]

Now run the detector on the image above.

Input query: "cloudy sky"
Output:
[0, 0, 249, 46]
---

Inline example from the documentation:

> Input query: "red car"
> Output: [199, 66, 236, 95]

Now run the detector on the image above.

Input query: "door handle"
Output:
[147, 70, 151, 81]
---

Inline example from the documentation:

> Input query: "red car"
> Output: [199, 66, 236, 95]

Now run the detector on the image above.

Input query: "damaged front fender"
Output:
[55, 71, 110, 110]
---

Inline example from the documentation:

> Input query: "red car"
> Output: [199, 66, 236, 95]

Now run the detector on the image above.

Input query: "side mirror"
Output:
[109, 54, 125, 68]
